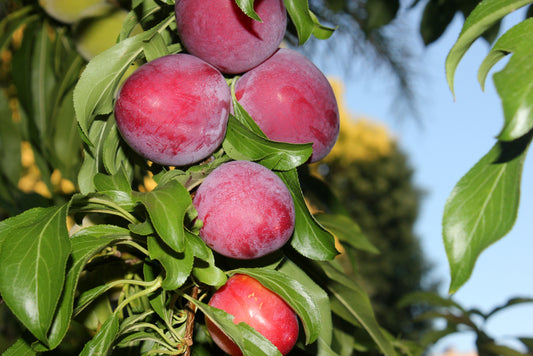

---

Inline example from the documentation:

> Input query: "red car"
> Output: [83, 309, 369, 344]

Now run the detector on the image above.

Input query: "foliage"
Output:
[306, 82, 436, 344]
[400, 291, 533, 355]
[0, 1, 406, 355]
[443, 0, 533, 293]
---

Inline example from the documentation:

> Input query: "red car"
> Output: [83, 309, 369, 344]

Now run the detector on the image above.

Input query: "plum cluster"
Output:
[112, 1, 341, 354]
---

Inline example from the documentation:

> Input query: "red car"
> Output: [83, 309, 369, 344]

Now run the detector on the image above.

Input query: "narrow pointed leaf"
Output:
[223, 115, 313, 171]
[235, 0, 262, 21]
[277, 169, 338, 260]
[0, 205, 70, 345]
[283, 0, 334, 44]
[135, 180, 191, 252]
[79, 312, 120, 356]
[443, 133, 532, 293]
[233, 266, 326, 344]
[445, 0, 533, 96]
[2, 338, 36, 356]
[186, 297, 282, 356]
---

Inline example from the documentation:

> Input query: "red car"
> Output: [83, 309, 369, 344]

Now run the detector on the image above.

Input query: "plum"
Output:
[206, 274, 299, 356]
[175, 0, 287, 74]
[192, 161, 295, 259]
[114, 54, 231, 166]
[235, 48, 340, 163]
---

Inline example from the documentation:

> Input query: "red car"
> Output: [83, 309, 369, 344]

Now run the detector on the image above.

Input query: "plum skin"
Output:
[206, 274, 299, 356]
[235, 48, 340, 163]
[192, 161, 295, 259]
[114, 54, 231, 166]
[175, 0, 287, 74]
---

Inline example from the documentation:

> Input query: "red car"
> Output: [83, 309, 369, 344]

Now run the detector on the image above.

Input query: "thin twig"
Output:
[184, 285, 200, 356]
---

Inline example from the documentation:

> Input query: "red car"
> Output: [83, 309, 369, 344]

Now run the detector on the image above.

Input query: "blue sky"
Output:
[313, 5, 533, 354]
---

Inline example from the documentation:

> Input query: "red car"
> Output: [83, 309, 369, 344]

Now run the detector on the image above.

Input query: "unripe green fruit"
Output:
[39, 0, 110, 24]
[75, 9, 142, 61]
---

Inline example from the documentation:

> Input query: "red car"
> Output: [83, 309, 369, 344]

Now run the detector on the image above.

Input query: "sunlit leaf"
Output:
[445, 0, 533, 96]
[443, 133, 532, 293]
[223, 115, 313, 171]
[283, 0, 335, 44]
[2, 338, 36, 356]
[0, 205, 70, 345]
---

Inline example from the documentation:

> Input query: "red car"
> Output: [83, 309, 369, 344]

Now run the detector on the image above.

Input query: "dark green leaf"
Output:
[419, 0, 456, 45]
[147, 235, 194, 290]
[445, 0, 533, 96]
[277, 169, 338, 260]
[80, 312, 120, 356]
[75, 284, 115, 316]
[315, 213, 379, 254]
[135, 180, 192, 252]
[2, 338, 36, 356]
[443, 133, 532, 293]
[143, 32, 170, 62]
[47, 225, 130, 348]
[0, 205, 70, 345]
[186, 296, 282, 356]
[223, 115, 313, 171]
[397, 291, 465, 312]
[143, 262, 171, 323]
[365, 0, 400, 31]
[235, 0, 262, 21]
[318, 262, 396, 356]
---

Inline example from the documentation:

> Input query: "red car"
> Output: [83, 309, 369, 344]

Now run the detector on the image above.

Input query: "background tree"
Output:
[303, 80, 437, 345]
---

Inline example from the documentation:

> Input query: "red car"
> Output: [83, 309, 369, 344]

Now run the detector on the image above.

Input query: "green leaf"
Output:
[493, 21, 533, 141]
[232, 267, 325, 345]
[74, 15, 175, 141]
[0, 205, 70, 345]
[443, 132, 532, 293]
[365, 0, 400, 31]
[94, 167, 132, 193]
[446, 0, 533, 96]
[147, 235, 194, 290]
[2, 338, 36, 356]
[398, 291, 465, 312]
[79, 312, 120, 356]
[277, 259, 332, 347]
[223, 115, 313, 171]
[277, 169, 338, 260]
[419, 0, 456, 45]
[486, 296, 533, 318]
[235, 0, 262, 21]
[318, 261, 396, 356]
[187, 231, 228, 287]
[135, 179, 192, 252]
[101, 116, 135, 177]
[47, 225, 131, 349]
[314, 213, 379, 254]
[185, 296, 282, 356]
[143, 32, 170, 62]
[283, 0, 335, 44]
